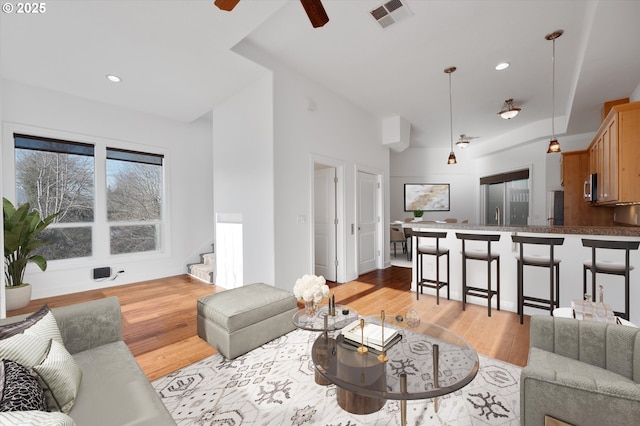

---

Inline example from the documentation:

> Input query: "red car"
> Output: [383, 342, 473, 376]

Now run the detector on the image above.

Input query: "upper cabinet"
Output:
[588, 100, 640, 205]
[562, 150, 613, 226]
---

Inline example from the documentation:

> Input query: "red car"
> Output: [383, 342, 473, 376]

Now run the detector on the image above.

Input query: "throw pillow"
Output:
[0, 360, 46, 412]
[0, 306, 82, 414]
[0, 304, 63, 345]
[33, 340, 83, 413]
[0, 304, 48, 340]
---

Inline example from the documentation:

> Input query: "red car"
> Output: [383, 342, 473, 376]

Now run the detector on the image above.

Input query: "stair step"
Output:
[203, 253, 215, 265]
[188, 252, 215, 284]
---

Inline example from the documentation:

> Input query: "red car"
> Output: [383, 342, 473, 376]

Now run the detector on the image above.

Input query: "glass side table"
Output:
[292, 303, 358, 332]
[293, 303, 359, 385]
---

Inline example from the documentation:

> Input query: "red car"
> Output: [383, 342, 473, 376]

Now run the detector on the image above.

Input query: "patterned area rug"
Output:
[152, 329, 521, 425]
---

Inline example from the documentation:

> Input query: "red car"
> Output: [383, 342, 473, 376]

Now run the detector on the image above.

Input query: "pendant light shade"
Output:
[498, 98, 521, 120]
[546, 29, 563, 153]
[445, 66, 457, 164]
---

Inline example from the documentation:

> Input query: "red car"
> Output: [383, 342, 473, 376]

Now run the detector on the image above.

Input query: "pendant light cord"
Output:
[449, 72, 453, 151]
[551, 37, 556, 139]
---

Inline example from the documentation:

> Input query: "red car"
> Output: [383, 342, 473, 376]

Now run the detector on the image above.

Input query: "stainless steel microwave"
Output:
[584, 173, 597, 202]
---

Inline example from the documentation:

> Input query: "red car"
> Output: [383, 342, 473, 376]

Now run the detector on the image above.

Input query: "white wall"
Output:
[631, 82, 640, 102]
[234, 41, 390, 290]
[390, 146, 476, 223]
[211, 75, 275, 286]
[1, 80, 214, 299]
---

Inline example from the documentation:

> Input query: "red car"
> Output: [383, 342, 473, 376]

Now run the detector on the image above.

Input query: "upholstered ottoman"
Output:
[197, 282, 298, 359]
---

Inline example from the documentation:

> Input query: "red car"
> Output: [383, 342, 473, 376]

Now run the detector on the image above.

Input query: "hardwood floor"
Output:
[8, 266, 530, 381]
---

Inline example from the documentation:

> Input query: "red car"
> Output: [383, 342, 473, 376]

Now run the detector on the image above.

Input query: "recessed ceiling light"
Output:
[495, 62, 510, 71]
[106, 74, 122, 83]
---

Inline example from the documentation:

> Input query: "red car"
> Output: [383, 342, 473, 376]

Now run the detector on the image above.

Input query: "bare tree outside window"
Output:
[107, 149, 163, 255]
[14, 136, 95, 261]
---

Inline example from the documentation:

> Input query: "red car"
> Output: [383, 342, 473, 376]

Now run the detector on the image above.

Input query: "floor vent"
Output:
[370, 0, 413, 29]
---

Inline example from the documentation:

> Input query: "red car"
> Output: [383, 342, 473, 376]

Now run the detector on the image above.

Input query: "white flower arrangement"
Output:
[293, 274, 329, 303]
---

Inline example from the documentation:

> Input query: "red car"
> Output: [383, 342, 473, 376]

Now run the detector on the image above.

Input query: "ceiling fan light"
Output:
[498, 98, 521, 120]
[547, 138, 561, 153]
[447, 151, 457, 164]
[455, 139, 469, 149]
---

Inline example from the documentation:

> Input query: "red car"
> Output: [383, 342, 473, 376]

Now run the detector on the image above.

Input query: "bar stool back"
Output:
[512, 235, 564, 324]
[582, 239, 640, 320]
[456, 232, 501, 317]
[412, 230, 449, 304]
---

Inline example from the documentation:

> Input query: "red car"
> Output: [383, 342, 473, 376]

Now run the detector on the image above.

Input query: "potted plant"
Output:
[3, 197, 59, 310]
[413, 209, 424, 221]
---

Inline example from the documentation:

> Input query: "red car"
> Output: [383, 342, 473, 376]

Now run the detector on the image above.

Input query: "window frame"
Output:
[2, 123, 170, 271]
[106, 146, 165, 256]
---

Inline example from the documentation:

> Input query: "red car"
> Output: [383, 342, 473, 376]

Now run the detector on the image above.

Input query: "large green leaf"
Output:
[3, 197, 59, 287]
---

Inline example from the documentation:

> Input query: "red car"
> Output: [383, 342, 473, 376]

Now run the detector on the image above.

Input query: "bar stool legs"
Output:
[414, 231, 449, 304]
[512, 235, 564, 325]
[582, 239, 640, 321]
[456, 233, 501, 317]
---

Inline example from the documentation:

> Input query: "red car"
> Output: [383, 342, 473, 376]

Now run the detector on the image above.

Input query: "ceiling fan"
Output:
[214, 0, 330, 28]
[456, 134, 479, 149]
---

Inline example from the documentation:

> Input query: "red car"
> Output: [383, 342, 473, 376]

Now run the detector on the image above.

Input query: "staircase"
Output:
[188, 250, 215, 284]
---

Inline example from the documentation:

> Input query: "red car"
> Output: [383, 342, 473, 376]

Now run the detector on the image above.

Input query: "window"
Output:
[106, 148, 164, 255]
[12, 133, 165, 261]
[14, 134, 94, 260]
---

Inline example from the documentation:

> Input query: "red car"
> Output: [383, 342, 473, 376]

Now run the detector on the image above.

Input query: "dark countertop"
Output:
[402, 222, 640, 237]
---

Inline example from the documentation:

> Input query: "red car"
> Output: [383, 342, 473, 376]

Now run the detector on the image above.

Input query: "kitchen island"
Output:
[400, 221, 640, 325]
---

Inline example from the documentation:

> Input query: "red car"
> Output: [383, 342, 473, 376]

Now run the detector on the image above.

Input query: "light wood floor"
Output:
[9, 266, 530, 381]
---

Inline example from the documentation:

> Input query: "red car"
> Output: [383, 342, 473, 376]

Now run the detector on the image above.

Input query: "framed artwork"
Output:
[404, 183, 450, 212]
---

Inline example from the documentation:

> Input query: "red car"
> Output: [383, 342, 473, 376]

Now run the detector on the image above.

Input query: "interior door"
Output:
[358, 171, 378, 274]
[314, 167, 337, 281]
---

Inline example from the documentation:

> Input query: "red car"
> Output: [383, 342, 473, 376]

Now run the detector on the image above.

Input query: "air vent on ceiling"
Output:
[370, 0, 413, 29]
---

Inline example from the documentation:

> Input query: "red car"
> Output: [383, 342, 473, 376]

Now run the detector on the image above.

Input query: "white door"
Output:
[314, 167, 337, 281]
[358, 171, 378, 274]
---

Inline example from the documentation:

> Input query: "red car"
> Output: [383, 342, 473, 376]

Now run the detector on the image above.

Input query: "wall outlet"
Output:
[93, 267, 111, 280]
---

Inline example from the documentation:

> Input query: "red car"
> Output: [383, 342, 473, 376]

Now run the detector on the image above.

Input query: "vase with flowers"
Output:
[293, 274, 329, 317]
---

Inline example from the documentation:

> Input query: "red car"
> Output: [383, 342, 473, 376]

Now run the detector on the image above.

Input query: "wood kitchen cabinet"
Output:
[589, 101, 640, 205]
[562, 150, 613, 226]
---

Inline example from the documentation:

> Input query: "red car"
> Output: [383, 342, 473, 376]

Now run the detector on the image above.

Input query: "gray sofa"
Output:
[521, 315, 640, 425]
[0, 297, 175, 425]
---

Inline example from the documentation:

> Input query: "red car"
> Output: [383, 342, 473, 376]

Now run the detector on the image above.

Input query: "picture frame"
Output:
[404, 183, 450, 212]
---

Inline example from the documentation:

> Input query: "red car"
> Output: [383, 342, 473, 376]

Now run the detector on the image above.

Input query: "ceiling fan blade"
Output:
[300, 0, 329, 28]
[215, 0, 240, 12]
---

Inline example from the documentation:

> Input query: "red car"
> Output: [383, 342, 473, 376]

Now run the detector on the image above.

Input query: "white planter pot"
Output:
[6, 284, 32, 311]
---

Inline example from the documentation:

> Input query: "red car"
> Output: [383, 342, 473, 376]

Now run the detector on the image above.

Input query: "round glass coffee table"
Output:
[311, 315, 479, 425]
[292, 303, 358, 332]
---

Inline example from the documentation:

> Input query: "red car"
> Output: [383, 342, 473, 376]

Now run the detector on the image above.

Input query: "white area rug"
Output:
[153, 329, 521, 425]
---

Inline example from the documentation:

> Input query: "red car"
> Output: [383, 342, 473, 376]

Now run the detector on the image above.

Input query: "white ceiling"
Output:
[2, 0, 639, 149]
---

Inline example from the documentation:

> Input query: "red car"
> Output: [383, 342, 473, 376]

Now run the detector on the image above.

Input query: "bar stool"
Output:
[582, 239, 640, 320]
[512, 235, 564, 324]
[413, 230, 449, 304]
[456, 233, 501, 317]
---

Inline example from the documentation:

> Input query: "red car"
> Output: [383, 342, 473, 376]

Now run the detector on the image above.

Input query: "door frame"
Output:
[355, 164, 384, 276]
[310, 154, 346, 283]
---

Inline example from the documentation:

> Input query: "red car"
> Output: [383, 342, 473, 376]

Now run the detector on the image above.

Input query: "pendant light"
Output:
[498, 98, 521, 120]
[445, 66, 457, 164]
[546, 30, 563, 153]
